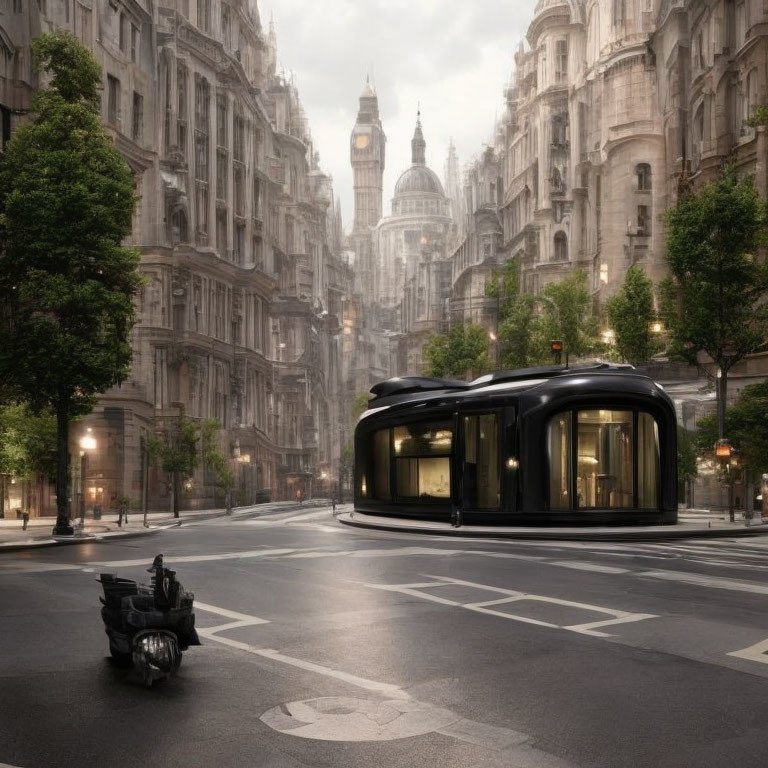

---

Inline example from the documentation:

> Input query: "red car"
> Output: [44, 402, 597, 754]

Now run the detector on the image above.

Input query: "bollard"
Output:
[21, 512, 29, 531]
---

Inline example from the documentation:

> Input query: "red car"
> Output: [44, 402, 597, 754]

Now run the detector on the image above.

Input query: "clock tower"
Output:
[350, 78, 385, 304]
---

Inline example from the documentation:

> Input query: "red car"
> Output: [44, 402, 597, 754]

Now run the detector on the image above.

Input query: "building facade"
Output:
[374, 116, 455, 374]
[0, 1, 350, 515]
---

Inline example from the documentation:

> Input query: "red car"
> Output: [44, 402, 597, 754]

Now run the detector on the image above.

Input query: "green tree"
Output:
[539, 271, 599, 366]
[201, 419, 235, 509]
[605, 265, 662, 365]
[423, 324, 491, 379]
[660, 167, 768, 440]
[677, 425, 699, 505]
[0, 32, 141, 534]
[146, 412, 200, 518]
[338, 392, 371, 503]
[696, 382, 768, 483]
[486, 259, 546, 368]
[0, 403, 58, 517]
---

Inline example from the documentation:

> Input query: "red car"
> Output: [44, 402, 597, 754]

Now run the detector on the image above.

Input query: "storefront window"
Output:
[577, 410, 633, 509]
[548, 410, 660, 511]
[548, 414, 571, 511]
[638, 412, 659, 508]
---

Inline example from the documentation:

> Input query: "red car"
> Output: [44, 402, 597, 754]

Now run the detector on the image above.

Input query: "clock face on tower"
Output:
[355, 134, 370, 149]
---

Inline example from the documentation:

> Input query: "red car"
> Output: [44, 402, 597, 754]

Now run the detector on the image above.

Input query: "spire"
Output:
[411, 107, 426, 165]
[361, 74, 375, 99]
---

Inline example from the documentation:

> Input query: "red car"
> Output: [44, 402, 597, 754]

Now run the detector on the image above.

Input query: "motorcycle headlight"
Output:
[137, 634, 177, 670]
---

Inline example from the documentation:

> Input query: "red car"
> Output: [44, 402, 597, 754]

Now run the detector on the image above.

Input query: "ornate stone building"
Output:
[0, 1, 349, 515]
[498, 0, 667, 302]
[448, 144, 505, 331]
[374, 115, 455, 374]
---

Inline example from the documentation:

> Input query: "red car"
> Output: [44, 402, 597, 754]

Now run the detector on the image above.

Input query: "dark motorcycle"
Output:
[97, 554, 201, 686]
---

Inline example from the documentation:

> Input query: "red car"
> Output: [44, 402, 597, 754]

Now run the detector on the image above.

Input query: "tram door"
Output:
[460, 412, 501, 513]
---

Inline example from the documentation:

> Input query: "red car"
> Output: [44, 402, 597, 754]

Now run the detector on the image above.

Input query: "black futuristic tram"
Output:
[353, 364, 678, 526]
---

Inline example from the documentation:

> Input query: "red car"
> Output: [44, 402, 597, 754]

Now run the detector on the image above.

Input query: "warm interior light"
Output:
[506, 457, 519, 470]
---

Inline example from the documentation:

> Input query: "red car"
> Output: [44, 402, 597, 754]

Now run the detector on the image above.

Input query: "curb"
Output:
[338, 513, 768, 542]
[0, 510, 231, 553]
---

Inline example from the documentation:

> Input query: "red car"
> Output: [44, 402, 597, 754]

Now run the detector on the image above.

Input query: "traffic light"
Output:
[550, 340, 563, 365]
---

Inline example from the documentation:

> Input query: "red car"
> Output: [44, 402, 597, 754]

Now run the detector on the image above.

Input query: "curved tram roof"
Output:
[361, 363, 671, 421]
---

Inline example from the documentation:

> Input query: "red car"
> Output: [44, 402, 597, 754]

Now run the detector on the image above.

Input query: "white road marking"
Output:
[640, 569, 768, 595]
[727, 638, 768, 665]
[551, 561, 629, 574]
[89, 548, 300, 567]
[206, 633, 410, 699]
[194, 601, 270, 625]
[367, 575, 656, 638]
[261, 696, 458, 741]
[0, 562, 80, 575]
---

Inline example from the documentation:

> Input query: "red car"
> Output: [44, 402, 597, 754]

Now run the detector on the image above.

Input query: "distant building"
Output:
[0, 1, 349, 515]
[374, 114, 455, 374]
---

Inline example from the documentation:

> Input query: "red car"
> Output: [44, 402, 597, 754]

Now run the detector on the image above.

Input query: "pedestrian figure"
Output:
[332, 499, 337, 516]
[21, 511, 29, 531]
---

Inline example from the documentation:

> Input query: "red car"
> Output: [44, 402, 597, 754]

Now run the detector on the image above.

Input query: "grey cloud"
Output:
[266, 0, 534, 227]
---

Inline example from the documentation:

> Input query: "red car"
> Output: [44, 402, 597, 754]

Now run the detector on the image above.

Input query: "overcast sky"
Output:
[265, 0, 535, 232]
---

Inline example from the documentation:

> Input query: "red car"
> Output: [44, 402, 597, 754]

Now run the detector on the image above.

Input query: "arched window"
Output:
[554, 232, 567, 262]
[171, 207, 188, 244]
[636, 163, 651, 191]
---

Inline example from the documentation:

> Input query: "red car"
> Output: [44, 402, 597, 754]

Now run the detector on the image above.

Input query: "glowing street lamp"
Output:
[714, 439, 733, 461]
[78, 428, 97, 524]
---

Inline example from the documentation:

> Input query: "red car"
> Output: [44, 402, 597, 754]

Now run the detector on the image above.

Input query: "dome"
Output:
[394, 165, 445, 196]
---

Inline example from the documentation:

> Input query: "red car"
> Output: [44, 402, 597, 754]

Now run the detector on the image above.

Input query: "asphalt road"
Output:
[2, 506, 768, 768]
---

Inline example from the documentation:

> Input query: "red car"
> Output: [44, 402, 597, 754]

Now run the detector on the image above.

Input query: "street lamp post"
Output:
[78, 428, 97, 526]
[715, 439, 737, 522]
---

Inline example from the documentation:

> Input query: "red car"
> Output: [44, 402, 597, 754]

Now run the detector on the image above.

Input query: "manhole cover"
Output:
[260, 696, 458, 741]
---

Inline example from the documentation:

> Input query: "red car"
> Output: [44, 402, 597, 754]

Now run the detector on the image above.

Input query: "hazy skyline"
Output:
[265, 0, 534, 232]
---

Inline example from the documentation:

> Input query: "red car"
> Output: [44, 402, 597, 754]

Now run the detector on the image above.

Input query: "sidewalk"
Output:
[338, 511, 768, 541]
[0, 499, 333, 552]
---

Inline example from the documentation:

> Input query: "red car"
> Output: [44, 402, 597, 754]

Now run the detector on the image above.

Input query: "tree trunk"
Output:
[141, 436, 149, 527]
[717, 371, 728, 439]
[172, 472, 180, 518]
[53, 400, 73, 535]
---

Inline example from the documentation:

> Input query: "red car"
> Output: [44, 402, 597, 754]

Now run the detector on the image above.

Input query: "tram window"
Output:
[577, 410, 633, 509]
[393, 422, 453, 456]
[637, 412, 659, 508]
[463, 414, 499, 509]
[392, 420, 453, 500]
[548, 414, 572, 511]
[548, 410, 660, 510]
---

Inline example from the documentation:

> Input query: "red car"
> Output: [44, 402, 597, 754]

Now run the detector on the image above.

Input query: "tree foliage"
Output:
[423, 324, 491, 379]
[660, 166, 768, 437]
[539, 270, 600, 365]
[146, 413, 200, 484]
[660, 167, 768, 375]
[0, 32, 142, 527]
[605, 265, 662, 365]
[0, 403, 57, 479]
[696, 382, 768, 481]
[486, 259, 547, 368]
[677, 426, 699, 488]
[201, 419, 235, 495]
